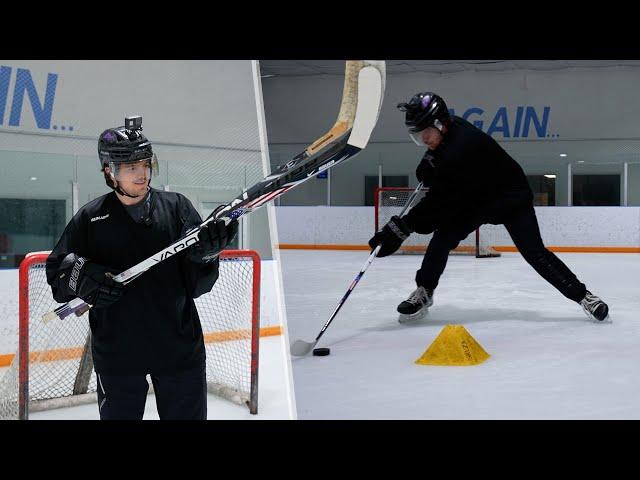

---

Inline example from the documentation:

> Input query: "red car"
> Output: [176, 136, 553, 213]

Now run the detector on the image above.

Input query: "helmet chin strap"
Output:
[115, 183, 146, 199]
[105, 170, 150, 198]
[118, 182, 151, 199]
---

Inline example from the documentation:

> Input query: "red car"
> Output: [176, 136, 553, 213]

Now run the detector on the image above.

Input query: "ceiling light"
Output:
[544, 174, 556, 179]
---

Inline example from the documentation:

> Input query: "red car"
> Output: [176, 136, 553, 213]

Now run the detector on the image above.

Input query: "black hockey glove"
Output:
[368, 215, 412, 257]
[60, 253, 125, 309]
[191, 218, 239, 264]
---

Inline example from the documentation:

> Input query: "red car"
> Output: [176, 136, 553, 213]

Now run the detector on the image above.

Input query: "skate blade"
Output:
[582, 307, 612, 324]
[588, 314, 612, 324]
[398, 308, 428, 324]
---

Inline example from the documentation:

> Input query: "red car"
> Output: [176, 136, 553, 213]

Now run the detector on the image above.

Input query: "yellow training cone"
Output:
[415, 325, 490, 366]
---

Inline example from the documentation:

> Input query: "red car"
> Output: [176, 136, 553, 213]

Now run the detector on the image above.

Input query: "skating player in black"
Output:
[368, 93, 609, 323]
[46, 116, 238, 419]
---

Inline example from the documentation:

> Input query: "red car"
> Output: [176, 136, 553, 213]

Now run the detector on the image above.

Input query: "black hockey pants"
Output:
[415, 203, 587, 303]
[96, 361, 207, 420]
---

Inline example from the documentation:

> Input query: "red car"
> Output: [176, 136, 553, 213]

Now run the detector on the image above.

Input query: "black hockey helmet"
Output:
[98, 116, 158, 197]
[397, 92, 450, 133]
[98, 116, 156, 169]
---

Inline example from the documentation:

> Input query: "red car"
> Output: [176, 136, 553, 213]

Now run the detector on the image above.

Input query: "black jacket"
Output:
[45, 188, 219, 375]
[403, 116, 533, 233]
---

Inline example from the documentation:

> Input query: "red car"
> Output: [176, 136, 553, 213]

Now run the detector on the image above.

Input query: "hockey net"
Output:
[375, 187, 501, 258]
[0, 250, 260, 419]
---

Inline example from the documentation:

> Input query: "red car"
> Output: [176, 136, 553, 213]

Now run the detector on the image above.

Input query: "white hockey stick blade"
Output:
[290, 339, 318, 357]
[347, 61, 386, 149]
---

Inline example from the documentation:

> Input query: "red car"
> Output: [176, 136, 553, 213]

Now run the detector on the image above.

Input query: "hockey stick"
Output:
[44, 60, 386, 323]
[290, 181, 425, 357]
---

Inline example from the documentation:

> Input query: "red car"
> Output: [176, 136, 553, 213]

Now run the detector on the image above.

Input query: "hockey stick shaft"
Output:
[291, 182, 424, 355]
[313, 243, 383, 342]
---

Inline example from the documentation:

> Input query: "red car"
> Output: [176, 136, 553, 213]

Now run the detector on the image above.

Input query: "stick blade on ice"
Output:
[290, 339, 316, 357]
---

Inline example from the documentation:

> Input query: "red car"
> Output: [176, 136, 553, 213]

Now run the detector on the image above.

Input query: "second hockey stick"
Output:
[290, 181, 425, 357]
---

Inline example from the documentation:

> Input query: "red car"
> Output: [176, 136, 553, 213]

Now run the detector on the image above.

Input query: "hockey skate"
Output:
[397, 286, 434, 323]
[580, 291, 610, 322]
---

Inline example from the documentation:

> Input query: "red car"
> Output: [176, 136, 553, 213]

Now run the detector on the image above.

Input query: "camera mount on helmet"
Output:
[125, 115, 142, 132]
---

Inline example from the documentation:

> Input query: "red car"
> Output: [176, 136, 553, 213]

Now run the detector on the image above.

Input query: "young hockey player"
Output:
[369, 93, 609, 323]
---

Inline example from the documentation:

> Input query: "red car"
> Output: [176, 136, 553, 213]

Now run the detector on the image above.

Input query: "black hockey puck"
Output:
[313, 347, 330, 356]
